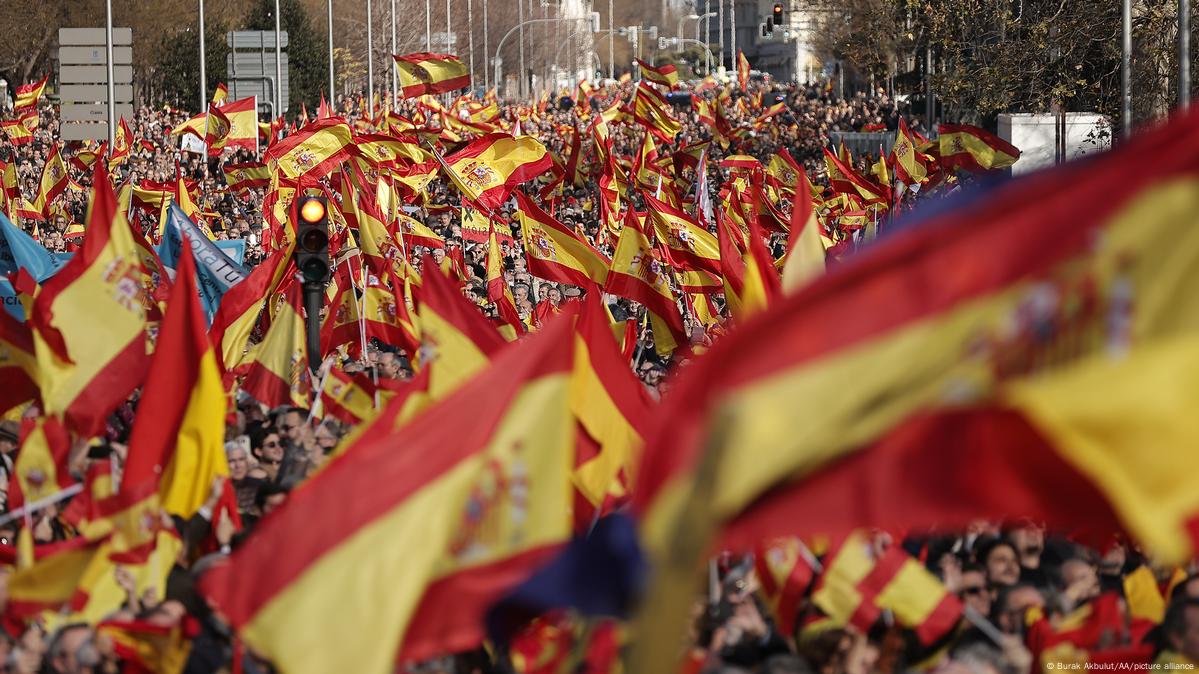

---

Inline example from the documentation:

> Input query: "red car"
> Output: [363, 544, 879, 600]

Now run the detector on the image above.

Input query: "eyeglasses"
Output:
[264, 440, 281, 448]
[958, 586, 987, 597]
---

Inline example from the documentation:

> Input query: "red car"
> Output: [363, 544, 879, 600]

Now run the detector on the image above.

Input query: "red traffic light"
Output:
[299, 197, 327, 223]
[772, 3, 784, 25]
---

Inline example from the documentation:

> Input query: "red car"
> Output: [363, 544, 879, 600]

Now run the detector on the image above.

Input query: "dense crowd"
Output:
[1, 73, 1194, 674]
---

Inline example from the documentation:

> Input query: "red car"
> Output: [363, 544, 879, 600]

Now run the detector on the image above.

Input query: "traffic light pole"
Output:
[303, 284, 324, 374]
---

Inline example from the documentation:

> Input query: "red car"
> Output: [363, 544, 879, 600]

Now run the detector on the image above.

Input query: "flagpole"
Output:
[105, 0, 116, 146]
[391, 0, 398, 106]
[1122, 0, 1132, 139]
[328, 0, 336, 105]
[198, 0, 207, 114]
[609, 0, 615, 80]
[366, 0, 374, 118]
[467, 0, 475, 90]
[426, 0, 432, 51]
[275, 0, 283, 115]
[483, 0, 489, 90]
[518, 0, 526, 98]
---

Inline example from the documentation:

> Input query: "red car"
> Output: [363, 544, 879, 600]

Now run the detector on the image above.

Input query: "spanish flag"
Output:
[200, 318, 577, 674]
[204, 103, 232, 156]
[487, 222, 526, 339]
[0, 308, 38, 415]
[892, 117, 929, 184]
[515, 192, 610, 288]
[416, 253, 507, 399]
[398, 212, 446, 250]
[212, 82, 228, 105]
[635, 59, 679, 88]
[222, 161, 271, 192]
[632, 82, 681, 144]
[13, 75, 48, 113]
[737, 50, 750, 90]
[571, 293, 652, 505]
[6, 536, 107, 620]
[241, 282, 312, 409]
[209, 246, 293, 374]
[604, 210, 686, 354]
[30, 164, 149, 436]
[939, 123, 1021, 172]
[630, 108, 1199, 673]
[754, 537, 816, 637]
[317, 367, 379, 425]
[219, 96, 260, 153]
[812, 532, 962, 645]
[780, 166, 826, 292]
[393, 52, 471, 98]
[643, 192, 721, 276]
[108, 118, 134, 168]
[265, 118, 354, 179]
[352, 133, 431, 167]
[8, 416, 73, 512]
[438, 133, 554, 212]
[97, 619, 192, 674]
[823, 147, 887, 206]
[0, 119, 34, 146]
[124, 233, 229, 519]
[34, 143, 70, 219]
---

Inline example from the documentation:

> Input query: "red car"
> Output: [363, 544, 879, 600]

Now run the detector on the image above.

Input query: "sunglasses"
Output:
[264, 440, 281, 448]
[958, 586, 987, 597]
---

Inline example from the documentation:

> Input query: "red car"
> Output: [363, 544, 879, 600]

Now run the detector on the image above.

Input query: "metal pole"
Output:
[426, 0, 432, 51]
[275, 0, 283, 115]
[468, 0, 475, 89]
[198, 0, 207, 112]
[329, 0, 336, 105]
[1122, 0, 1132, 137]
[1181, 0, 1191, 108]
[924, 45, 933, 129]
[609, 0, 615, 80]
[704, 0, 710, 57]
[729, 0, 735, 70]
[483, 0, 489, 90]
[366, 0, 374, 115]
[446, 0, 451, 56]
[106, 0, 116, 145]
[717, 0, 724, 70]
[518, 0, 526, 98]
[391, 0, 397, 105]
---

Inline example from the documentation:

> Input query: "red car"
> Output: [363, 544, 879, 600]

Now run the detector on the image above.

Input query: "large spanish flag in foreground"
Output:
[629, 108, 1199, 671]
[416, 254, 507, 399]
[201, 318, 576, 674]
[439, 133, 554, 212]
[241, 282, 311, 408]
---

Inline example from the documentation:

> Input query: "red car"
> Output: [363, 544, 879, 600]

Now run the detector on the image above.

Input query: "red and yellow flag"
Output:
[634, 59, 679, 88]
[632, 83, 680, 144]
[438, 133, 554, 212]
[200, 318, 577, 674]
[123, 234, 229, 519]
[241, 283, 312, 409]
[34, 143, 70, 219]
[737, 50, 750, 90]
[30, 165, 149, 436]
[643, 192, 721, 276]
[204, 104, 232, 156]
[223, 161, 271, 192]
[515, 192, 610, 288]
[892, 117, 929, 184]
[939, 123, 1021, 172]
[317, 368, 379, 425]
[265, 118, 354, 179]
[393, 52, 471, 98]
[604, 210, 685, 355]
[0, 307, 38, 415]
[220, 96, 260, 153]
[0, 119, 34, 146]
[209, 246, 293, 374]
[631, 113, 1199, 674]
[780, 166, 826, 292]
[416, 253, 507, 398]
[13, 75, 48, 113]
[487, 222, 526, 339]
[7, 416, 73, 512]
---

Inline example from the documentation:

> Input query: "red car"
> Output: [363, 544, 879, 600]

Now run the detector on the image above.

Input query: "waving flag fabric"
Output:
[265, 118, 354, 179]
[632, 83, 681, 143]
[159, 203, 248, 323]
[241, 283, 311, 408]
[30, 165, 149, 436]
[393, 52, 471, 98]
[438, 134, 554, 212]
[13, 75, 48, 113]
[201, 318, 576, 674]
[635, 59, 679, 88]
[939, 123, 1022, 172]
[515, 192, 610, 288]
[643, 192, 721, 276]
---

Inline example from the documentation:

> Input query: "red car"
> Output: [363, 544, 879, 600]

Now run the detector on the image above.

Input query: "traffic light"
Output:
[772, 3, 784, 25]
[294, 195, 330, 285]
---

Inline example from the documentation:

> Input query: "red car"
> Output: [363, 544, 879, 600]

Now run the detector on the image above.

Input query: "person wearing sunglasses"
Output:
[249, 429, 285, 483]
[955, 563, 992, 618]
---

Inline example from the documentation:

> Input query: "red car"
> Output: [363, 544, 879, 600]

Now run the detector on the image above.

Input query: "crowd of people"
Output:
[1, 69, 1195, 674]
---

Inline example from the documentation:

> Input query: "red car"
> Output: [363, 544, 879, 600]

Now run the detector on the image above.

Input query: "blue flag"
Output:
[216, 239, 246, 266]
[0, 278, 23, 321]
[158, 203, 248, 323]
[0, 213, 63, 282]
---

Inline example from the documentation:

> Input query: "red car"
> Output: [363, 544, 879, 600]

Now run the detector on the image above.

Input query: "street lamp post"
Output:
[275, 0, 283, 115]
[391, 0, 397, 105]
[366, 0, 373, 115]
[609, 0, 615, 80]
[328, 0, 336, 103]
[483, 0, 489, 90]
